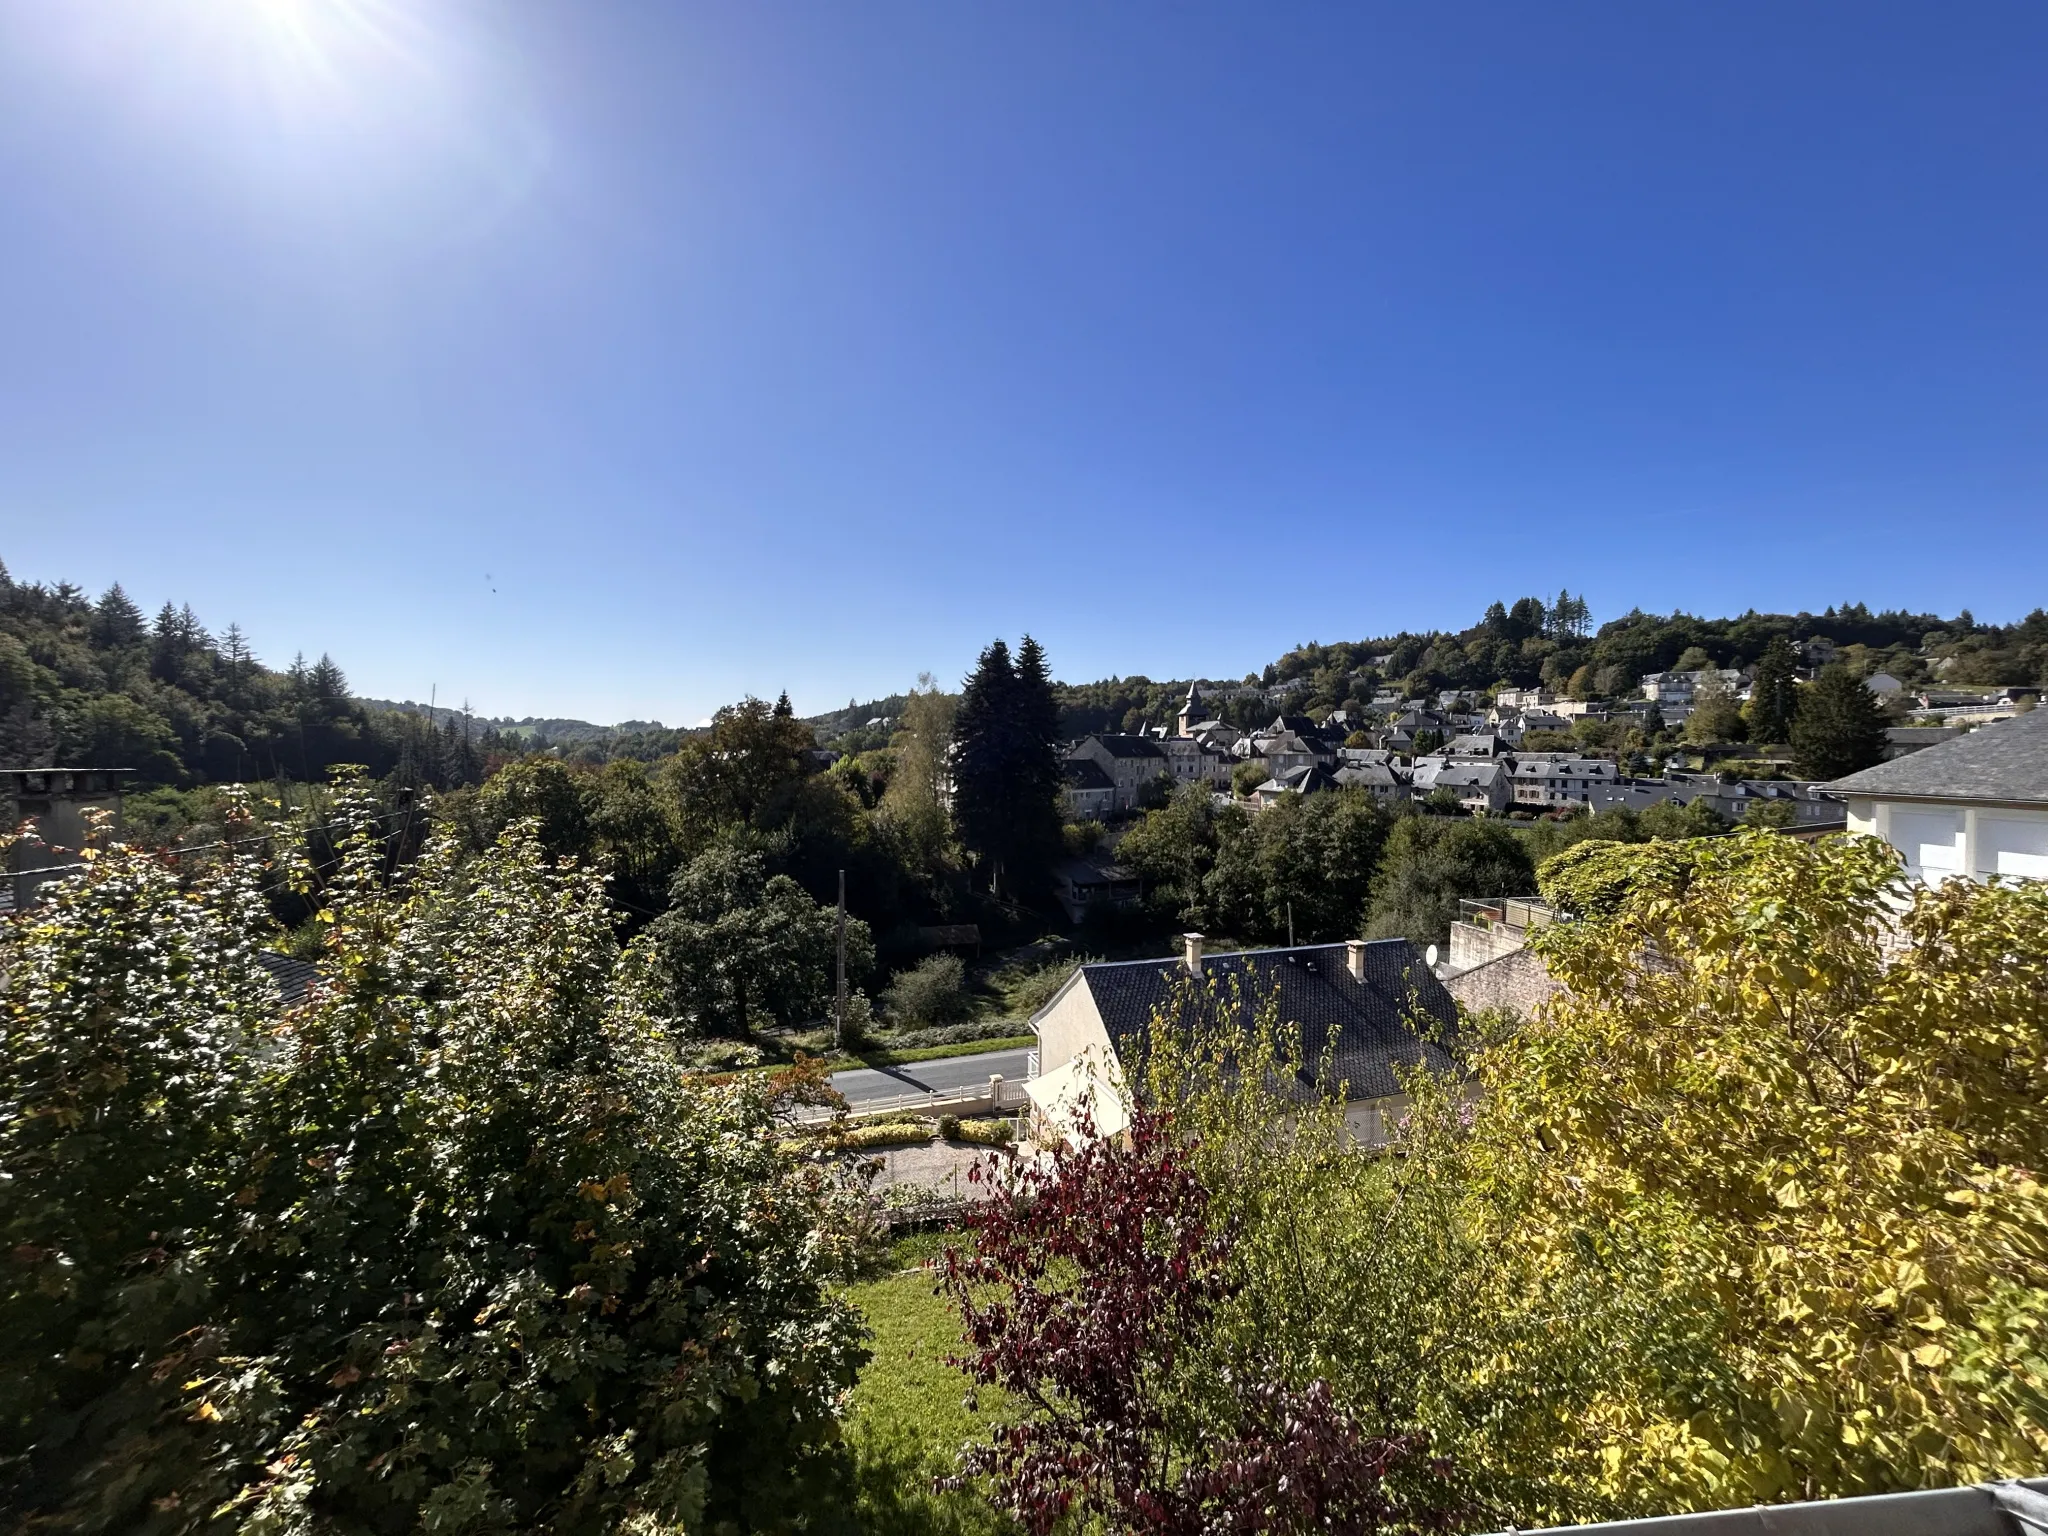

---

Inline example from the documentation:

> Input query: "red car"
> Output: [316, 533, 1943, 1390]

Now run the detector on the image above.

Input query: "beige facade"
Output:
[1843, 795, 2048, 885]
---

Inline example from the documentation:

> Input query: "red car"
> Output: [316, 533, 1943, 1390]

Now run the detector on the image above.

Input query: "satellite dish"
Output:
[1425, 944, 1439, 969]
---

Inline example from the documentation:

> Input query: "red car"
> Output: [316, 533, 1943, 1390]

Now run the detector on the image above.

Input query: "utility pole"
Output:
[835, 868, 848, 1049]
[1287, 900, 1295, 948]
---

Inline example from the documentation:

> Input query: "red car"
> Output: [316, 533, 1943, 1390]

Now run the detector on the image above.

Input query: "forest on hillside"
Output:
[0, 563, 510, 792]
[10, 557, 2045, 797]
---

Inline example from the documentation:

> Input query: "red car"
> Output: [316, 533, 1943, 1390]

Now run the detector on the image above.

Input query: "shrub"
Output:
[949, 1118, 1012, 1147]
[997, 953, 1101, 1020]
[883, 952, 971, 1026]
[0, 782, 869, 1532]
[839, 1120, 937, 1151]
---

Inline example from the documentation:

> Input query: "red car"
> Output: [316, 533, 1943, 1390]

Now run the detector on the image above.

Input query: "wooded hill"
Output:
[6, 556, 2041, 787]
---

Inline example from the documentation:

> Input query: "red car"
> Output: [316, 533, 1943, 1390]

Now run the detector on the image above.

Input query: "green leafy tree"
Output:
[468, 754, 595, 862]
[635, 846, 872, 1036]
[1682, 671, 1747, 745]
[1792, 664, 1890, 779]
[1744, 635, 1800, 745]
[1364, 815, 1535, 944]
[881, 951, 971, 1027]
[877, 674, 960, 879]
[660, 695, 815, 847]
[1, 784, 871, 1532]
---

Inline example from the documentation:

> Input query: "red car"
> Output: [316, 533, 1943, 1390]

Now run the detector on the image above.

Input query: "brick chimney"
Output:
[1183, 933, 1204, 978]
[1345, 938, 1368, 982]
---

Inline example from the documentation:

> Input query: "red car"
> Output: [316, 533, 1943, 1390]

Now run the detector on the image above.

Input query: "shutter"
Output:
[1889, 809, 1964, 883]
[1978, 815, 2048, 882]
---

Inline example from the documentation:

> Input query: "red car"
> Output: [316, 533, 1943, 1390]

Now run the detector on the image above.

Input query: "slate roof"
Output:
[1056, 854, 1141, 887]
[1415, 760, 1503, 790]
[1258, 764, 1338, 796]
[1332, 763, 1401, 789]
[1444, 733, 1505, 756]
[1076, 940, 1460, 1103]
[1064, 759, 1115, 791]
[1087, 734, 1168, 759]
[257, 951, 322, 1005]
[1829, 709, 2048, 804]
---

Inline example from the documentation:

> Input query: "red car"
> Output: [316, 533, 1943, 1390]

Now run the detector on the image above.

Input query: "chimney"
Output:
[1344, 938, 1368, 983]
[1183, 933, 1205, 978]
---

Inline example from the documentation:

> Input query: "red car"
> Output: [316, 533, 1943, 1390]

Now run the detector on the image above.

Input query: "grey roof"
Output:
[1424, 761, 1503, 789]
[1057, 854, 1140, 887]
[1086, 734, 1167, 759]
[1829, 709, 2048, 804]
[1079, 940, 1460, 1103]
[1259, 764, 1338, 796]
[257, 951, 322, 1005]
[1064, 759, 1115, 791]
[1333, 763, 1401, 788]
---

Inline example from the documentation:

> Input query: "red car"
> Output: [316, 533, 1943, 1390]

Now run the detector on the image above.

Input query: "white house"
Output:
[1828, 707, 2048, 885]
[1510, 756, 1619, 808]
[1410, 759, 1510, 814]
[1026, 935, 1461, 1149]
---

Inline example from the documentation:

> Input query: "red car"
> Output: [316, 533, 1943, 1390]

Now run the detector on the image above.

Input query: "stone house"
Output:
[1026, 935, 1460, 1148]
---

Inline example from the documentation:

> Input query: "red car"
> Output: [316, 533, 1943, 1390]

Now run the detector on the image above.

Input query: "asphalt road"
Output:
[829, 1046, 1034, 1112]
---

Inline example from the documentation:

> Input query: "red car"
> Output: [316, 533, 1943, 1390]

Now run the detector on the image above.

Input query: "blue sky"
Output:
[2, 2, 2042, 724]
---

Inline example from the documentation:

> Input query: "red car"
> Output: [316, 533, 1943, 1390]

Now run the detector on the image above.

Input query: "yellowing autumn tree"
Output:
[1504, 830, 2048, 1507]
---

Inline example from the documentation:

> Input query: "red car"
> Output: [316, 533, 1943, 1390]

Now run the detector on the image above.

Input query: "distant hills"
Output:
[363, 700, 672, 746]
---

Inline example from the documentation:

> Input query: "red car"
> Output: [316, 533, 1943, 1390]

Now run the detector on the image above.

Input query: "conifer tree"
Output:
[91, 584, 146, 649]
[951, 637, 1063, 898]
[1745, 635, 1800, 745]
[1792, 664, 1889, 779]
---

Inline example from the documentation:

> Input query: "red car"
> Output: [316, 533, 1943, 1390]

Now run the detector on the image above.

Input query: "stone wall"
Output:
[1445, 918, 1531, 973]
[1445, 947, 1564, 1018]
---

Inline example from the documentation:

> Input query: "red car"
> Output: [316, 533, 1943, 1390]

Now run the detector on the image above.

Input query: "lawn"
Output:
[840, 1232, 1017, 1536]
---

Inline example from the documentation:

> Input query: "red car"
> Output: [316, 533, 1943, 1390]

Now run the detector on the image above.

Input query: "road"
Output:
[829, 1046, 1034, 1113]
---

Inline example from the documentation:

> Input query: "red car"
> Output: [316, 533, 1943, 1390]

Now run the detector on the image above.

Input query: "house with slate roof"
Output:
[1829, 707, 2048, 885]
[1409, 758, 1510, 814]
[1249, 762, 1340, 808]
[1066, 734, 1170, 814]
[1025, 935, 1460, 1148]
[1062, 758, 1116, 821]
[1331, 762, 1409, 804]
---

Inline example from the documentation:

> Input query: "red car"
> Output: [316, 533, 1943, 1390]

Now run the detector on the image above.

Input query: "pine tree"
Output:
[951, 640, 1017, 893]
[773, 691, 794, 719]
[951, 639, 1062, 898]
[1746, 635, 1800, 745]
[1012, 635, 1065, 874]
[218, 623, 255, 683]
[309, 654, 349, 704]
[150, 602, 189, 682]
[92, 584, 147, 648]
[1792, 665, 1889, 780]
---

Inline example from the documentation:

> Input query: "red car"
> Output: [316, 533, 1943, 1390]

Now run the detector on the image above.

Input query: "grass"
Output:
[841, 1233, 1017, 1535]
[713, 1034, 1037, 1082]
